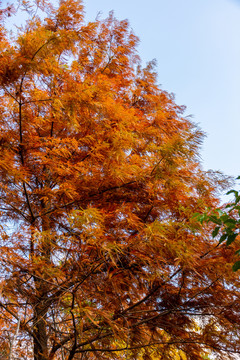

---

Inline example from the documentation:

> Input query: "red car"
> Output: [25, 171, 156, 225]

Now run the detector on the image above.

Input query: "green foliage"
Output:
[196, 178, 240, 271]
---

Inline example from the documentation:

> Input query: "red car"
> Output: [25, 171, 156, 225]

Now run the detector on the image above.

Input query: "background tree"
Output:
[0, 1, 240, 359]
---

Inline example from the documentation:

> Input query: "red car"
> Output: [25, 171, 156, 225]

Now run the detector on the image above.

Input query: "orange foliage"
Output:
[0, 1, 239, 360]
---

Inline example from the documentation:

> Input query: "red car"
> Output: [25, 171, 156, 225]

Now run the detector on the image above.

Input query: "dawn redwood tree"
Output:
[1, 1, 240, 359]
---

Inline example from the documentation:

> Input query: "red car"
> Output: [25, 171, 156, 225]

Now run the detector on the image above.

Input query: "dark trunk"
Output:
[33, 212, 52, 360]
[33, 307, 48, 360]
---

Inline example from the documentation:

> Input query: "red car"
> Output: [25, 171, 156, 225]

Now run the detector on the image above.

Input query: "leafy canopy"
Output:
[0, 1, 239, 360]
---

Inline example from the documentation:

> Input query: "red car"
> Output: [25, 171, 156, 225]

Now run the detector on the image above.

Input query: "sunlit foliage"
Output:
[0, 1, 239, 359]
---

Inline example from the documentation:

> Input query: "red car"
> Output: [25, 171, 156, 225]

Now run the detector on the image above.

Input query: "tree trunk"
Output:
[33, 307, 48, 360]
[33, 211, 52, 360]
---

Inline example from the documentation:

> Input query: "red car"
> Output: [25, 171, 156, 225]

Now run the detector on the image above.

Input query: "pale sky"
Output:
[84, 0, 240, 181]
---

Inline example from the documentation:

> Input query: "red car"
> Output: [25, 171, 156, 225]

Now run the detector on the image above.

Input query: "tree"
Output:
[1, 1, 240, 359]
[198, 178, 240, 272]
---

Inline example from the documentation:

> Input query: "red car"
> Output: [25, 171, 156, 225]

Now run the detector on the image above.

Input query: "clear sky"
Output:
[84, 0, 240, 181]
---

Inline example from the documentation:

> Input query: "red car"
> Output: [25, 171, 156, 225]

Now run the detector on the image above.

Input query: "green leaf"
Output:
[232, 261, 240, 272]
[219, 233, 227, 244]
[226, 190, 239, 196]
[235, 249, 240, 255]
[226, 190, 240, 204]
[224, 219, 237, 230]
[226, 219, 237, 224]
[212, 226, 220, 238]
[208, 215, 222, 225]
[195, 213, 207, 224]
[234, 197, 240, 205]
[220, 214, 230, 222]
[193, 212, 202, 221]
[226, 233, 238, 246]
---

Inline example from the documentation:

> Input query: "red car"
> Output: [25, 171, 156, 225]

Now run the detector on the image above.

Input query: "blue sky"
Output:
[84, 0, 240, 181]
